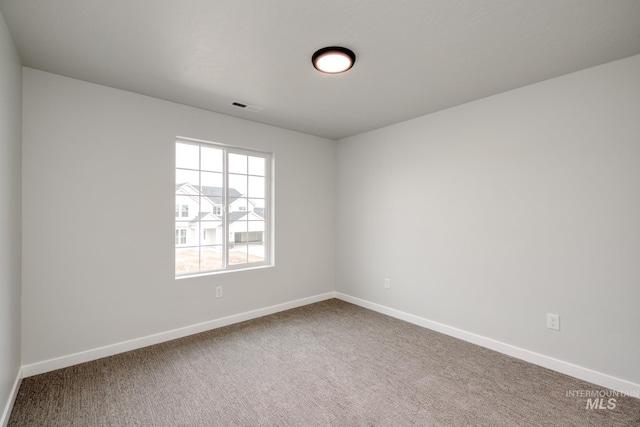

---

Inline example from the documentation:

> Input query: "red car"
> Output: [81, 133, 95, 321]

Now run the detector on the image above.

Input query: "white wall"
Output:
[0, 9, 22, 425]
[16, 40, 640, 391]
[337, 54, 640, 385]
[22, 68, 336, 365]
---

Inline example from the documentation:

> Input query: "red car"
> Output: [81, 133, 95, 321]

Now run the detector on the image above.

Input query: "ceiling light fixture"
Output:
[312, 46, 356, 74]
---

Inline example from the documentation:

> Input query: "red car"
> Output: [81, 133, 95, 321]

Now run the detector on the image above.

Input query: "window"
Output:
[175, 228, 187, 245]
[175, 138, 272, 276]
[175, 205, 189, 217]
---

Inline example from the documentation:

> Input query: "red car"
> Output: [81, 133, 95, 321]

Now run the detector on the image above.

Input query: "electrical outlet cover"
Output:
[547, 313, 560, 331]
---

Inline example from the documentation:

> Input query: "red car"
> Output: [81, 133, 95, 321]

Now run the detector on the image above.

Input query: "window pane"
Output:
[229, 153, 247, 174]
[248, 156, 265, 176]
[248, 176, 265, 198]
[233, 198, 248, 212]
[248, 220, 265, 234]
[201, 221, 220, 244]
[201, 146, 223, 172]
[176, 143, 199, 169]
[229, 174, 247, 195]
[253, 206, 267, 219]
[176, 169, 199, 194]
[229, 242, 264, 264]
[200, 246, 223, 271]
[176, 247, 199, 274]
[231, 220, 247, 241]
[204, 197, 223, 217]
[201, 172, 223, 195]
[234, 218, 248, 231]
[176, 218, 192, 231]
[247, 223, 265, 249]
[175, 195, 196, 218]
[229, 244, 249, 265]
[248, 241, 265, 263]
[249, 198, 265, 209]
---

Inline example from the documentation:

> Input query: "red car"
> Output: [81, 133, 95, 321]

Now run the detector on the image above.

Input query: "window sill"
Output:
[175, 263, 274, 280]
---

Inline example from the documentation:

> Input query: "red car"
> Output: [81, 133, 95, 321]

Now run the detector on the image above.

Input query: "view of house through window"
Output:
[175, 139, 271, 276]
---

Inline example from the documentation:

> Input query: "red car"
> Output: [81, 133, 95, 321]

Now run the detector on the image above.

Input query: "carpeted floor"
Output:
[9, 299, 640, 426]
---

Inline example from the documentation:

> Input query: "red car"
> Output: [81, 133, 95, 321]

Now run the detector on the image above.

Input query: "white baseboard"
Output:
[18, 291, 639, 398]
[1, 368, 22, 427]
[336, 292, 640, 396]
[22, 292, 336, 378]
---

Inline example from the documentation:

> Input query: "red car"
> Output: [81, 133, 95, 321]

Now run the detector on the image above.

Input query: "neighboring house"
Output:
[228, 211, 266, 243]
[175, 183, 264, 247]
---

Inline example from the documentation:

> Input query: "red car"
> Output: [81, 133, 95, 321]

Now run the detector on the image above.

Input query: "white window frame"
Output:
[175, 137, 273, 277]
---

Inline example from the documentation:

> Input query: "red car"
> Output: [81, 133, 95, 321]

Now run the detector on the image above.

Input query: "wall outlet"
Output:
[547, 313, 560, 331]
[215, 286, 223, 298]
[384, 277, 391, 289]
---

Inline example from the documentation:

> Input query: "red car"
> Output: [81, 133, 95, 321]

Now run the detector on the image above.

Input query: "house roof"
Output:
[188, 212, 220, 223]
[228, 211, 264, 224]
[176, 184, 243, 205]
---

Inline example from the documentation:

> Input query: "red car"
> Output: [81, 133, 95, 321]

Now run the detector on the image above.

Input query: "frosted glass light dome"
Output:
[312, 47, 356, 74]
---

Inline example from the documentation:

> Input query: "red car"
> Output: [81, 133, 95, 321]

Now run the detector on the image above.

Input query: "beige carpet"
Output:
[9, 299, 640, 426]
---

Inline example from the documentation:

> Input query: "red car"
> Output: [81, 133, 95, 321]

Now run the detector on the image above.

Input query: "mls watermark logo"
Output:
[585, 397, 616, 410]
[566, 389, 639, 410]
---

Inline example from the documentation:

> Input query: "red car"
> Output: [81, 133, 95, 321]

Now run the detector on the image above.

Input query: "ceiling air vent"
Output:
[230, 101, 263, 113]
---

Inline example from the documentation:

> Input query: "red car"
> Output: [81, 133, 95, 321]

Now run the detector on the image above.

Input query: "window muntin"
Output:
[175, 139, 271, 276]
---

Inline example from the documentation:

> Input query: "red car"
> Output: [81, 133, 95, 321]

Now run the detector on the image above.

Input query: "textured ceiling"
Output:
[2, 0, 640, 140]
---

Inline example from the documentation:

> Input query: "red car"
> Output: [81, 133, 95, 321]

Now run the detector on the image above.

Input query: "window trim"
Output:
[175, 137, 273, 278]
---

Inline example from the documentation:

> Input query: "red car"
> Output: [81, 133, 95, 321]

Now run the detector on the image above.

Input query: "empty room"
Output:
[1, 1, 639, 425]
